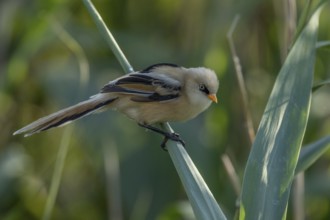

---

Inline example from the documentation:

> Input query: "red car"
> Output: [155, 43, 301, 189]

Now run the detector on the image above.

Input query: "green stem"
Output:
[82, 0, 133, 74]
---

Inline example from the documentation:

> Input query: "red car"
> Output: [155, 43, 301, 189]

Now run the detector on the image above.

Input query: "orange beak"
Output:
[208, 94, 218, 103]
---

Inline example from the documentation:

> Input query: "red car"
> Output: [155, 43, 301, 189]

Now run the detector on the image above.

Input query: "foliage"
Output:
[1, 0, 330, 219]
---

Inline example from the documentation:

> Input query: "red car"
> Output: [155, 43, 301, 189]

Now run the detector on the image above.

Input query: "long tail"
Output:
[13, 94, 117, 137]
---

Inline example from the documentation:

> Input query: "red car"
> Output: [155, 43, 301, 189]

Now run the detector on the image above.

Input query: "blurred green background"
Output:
[1, 0, 330, 219]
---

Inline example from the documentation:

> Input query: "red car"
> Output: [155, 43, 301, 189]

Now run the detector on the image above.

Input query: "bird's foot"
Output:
[160, 132, 185, 151]
[138, 123, 185, 151]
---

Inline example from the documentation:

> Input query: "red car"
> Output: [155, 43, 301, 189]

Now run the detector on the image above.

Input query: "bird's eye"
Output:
[199, 84, 209, 94]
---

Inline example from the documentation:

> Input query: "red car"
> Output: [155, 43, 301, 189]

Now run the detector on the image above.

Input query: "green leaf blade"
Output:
[316, 40, 330, 48]
[164, 124, 227, 220]
[296, 136, 330, 174]
[240, 8, 321, 220]
[312, 79, 330, 92]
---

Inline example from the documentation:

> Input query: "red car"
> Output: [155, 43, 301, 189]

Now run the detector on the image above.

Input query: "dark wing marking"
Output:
[100, 72, 181, 102]
[114, 73, 181, 90]
[115, 74, 156, 86]
[101, 83, 152, 95]
[101, 73, 181, 93]
[100, 74, 153, 93]
[130, 94, 179, 102]
[140, 63, 180, 73]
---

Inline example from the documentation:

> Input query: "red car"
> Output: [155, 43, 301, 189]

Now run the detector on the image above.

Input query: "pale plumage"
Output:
[13, 63, 219, 147]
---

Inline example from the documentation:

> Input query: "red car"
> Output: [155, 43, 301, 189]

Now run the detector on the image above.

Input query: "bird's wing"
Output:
[100, 72, 181, 102]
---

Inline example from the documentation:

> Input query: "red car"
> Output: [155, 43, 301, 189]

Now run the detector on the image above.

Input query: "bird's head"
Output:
[185, 67, 219, 108]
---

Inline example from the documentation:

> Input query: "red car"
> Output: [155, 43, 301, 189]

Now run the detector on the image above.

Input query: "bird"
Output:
[13, 63, 219, 149]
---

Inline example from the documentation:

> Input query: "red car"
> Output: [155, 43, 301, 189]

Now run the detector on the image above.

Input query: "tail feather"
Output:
[13, 95, 116, 137]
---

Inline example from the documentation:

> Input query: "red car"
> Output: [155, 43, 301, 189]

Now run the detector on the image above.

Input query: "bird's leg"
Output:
[138, 123, 185, 150]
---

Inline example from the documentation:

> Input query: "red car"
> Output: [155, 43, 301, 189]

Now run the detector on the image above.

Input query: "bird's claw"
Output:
[160, 132, 185, 151]
[137, 123, 185, 151]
